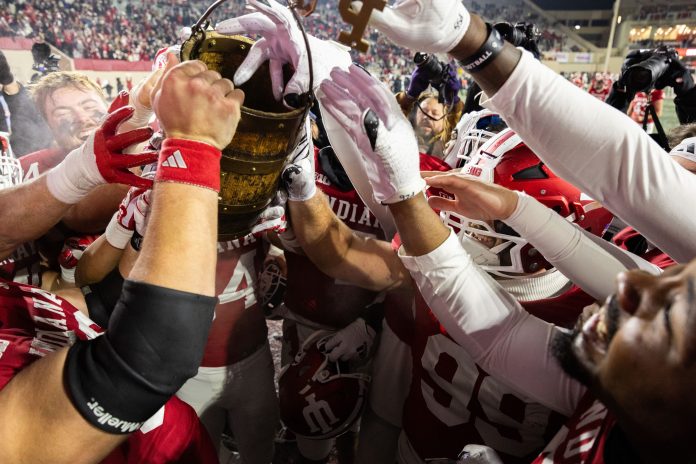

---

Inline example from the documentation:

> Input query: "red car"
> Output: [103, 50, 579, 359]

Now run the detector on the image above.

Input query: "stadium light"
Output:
[574, 25, 581, 30]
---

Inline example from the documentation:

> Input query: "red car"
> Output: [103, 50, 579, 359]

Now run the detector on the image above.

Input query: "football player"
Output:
[322, 2, 696, 461]
[0, 57, 243, 462]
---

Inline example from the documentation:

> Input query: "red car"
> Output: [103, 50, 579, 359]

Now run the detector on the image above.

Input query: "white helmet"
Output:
[443, 109, 506, 168]
[0, 132, 22, 189]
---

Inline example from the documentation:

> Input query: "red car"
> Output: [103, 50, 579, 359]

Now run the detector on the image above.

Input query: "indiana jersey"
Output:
[400, 289, 569, 463]
[283, 149, 385, 329]
[629, 89, 664, 125]
[0, 279, 217, 463]
[202, 234, 267, 367]
[532, 393, 614, 464]
[19, 147, 67, 182]
[0, 241, 42, 286]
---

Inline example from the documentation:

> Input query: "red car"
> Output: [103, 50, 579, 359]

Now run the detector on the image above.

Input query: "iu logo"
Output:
[302, 393, 339, 434]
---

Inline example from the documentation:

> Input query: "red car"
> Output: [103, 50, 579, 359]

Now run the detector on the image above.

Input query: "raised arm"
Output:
[318, 66, 586, 416]
[282, 121, 410, 292]
[0, 60, 243, 463]
[365, 1, 696, 263]
[426, 174, 662, 302]
[0, 107, 155, 260]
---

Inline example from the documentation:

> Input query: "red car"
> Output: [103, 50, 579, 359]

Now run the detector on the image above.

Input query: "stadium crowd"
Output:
[1, 1, 696, 464]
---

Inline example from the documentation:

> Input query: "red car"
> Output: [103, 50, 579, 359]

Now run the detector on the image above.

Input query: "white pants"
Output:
[177, 343, 278, 464]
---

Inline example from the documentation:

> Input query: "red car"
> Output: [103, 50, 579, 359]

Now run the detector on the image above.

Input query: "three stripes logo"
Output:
[161, 150, 188, 169]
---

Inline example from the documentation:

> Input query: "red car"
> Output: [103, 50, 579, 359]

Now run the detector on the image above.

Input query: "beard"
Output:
[550, 327, 594, 387]
[551, 295, 622, 386]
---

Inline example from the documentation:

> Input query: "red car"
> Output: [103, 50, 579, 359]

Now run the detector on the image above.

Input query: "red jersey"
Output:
[401, 288, 575, 463]
[629, 89, 664, 125]
[202, 235, 267, 367]
[283, 150, 385, 328]
[0, 279, 217, 463]
[532, 392, 614, 464]
[19, 147, 66, 182]
[0, 241, 42, 286]
[588, 85, 610, 102]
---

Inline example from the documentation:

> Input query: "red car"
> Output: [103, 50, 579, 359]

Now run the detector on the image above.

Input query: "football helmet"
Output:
[443, 109, 507, 168]
[0, 132, 21, 189]
[442, 128, 612, 278]
[279, 330, 370, 440]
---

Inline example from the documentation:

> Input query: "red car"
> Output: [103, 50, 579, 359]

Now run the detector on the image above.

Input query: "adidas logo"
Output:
[162, 150, 188, 169]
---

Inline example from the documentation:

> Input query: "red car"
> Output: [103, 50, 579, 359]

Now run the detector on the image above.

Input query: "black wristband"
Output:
[460, 23, 505, 74]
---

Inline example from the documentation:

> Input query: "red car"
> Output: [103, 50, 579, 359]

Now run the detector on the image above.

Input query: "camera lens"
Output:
[624, 54, 671, 92]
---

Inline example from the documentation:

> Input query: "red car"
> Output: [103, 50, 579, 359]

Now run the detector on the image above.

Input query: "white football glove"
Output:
[216, 0, 352, 102]
[281, 117, 317, 202]
[324, 318, 376, 362]
[353, 0, 470, 53]
[104, 187, 152, 249]
[318, 66, 425, 204]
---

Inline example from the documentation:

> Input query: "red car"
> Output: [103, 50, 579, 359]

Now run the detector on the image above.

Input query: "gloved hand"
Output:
[352, 0, 470, 53]
[46, 106, 158, 204]
[406, 65, 431, 99]
[59, 235, 100, 284]
[655, 51, 695, 96]
[319, 66, 425, 204]
[281, 118, 317, 201]
[0, 50, 14, 86]
[324, 318, 376, 362]
[216, 0, 352, 104]
[251, 191, 288, 236]
[105, 186, 152, 249]
[442, 65, 462, 105]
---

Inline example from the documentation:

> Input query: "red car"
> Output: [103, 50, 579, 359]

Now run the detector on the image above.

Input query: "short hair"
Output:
[668, 123, 696, 149]
[31, 72, 105, 118]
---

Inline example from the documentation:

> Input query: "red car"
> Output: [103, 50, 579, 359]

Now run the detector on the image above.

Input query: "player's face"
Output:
[416, 98, 445, 138]
[44, 86, 107, 152]
[554, 260, 696, 438]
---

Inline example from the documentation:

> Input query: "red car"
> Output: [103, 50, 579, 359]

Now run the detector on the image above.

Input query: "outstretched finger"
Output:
[106, 127, 154, 151]
[234, 39, 271, 86]
[427, 195, 457, 212]
[216, 12, 276, 36]
[317, 81, 356, 129]
[102, 106, 135, 136]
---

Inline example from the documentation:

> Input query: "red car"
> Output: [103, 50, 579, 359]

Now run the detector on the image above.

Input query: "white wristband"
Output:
[104, 213, 134, 250]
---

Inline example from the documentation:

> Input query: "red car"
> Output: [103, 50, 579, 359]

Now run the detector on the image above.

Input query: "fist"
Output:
[152, 60, 245, 149]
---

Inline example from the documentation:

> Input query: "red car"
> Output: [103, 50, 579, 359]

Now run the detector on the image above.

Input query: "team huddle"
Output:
[0, 1, 695, 464]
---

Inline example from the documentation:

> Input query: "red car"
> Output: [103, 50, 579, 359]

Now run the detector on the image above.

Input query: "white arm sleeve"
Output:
[482, 51, 696, 264]
[504, 192, 662, 301]
[398, 232, 586, 416]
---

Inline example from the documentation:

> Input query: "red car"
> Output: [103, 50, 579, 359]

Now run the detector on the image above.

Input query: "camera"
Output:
[493, 22, 541, 59]
[624, 46, 679, 93]
[413, 52, 450, 89]
[30, 55, 61, 83]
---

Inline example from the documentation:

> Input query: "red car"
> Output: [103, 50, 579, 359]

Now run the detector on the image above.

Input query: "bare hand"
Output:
[151, 60, 245, 149]
[424, 172, 518, 221]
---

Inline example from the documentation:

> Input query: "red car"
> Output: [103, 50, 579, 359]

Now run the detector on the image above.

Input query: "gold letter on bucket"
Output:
[337, 0, 387, 53]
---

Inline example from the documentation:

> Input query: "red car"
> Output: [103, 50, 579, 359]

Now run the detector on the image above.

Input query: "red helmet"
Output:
[279, 330, 370, 440]
[442, 128, 612, 278]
